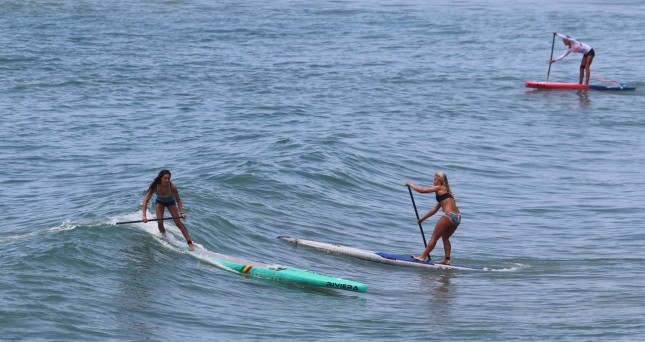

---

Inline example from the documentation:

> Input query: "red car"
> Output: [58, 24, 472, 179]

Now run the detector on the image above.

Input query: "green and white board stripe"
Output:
[164, 234, 367, 293]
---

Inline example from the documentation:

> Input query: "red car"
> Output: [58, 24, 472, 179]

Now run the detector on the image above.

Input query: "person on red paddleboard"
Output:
[406, 172, 461, 265]
[549, 32, 595, 85]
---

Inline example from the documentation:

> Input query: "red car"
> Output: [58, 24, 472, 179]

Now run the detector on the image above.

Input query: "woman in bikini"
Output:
[142, 170, 194, 251]
[549, 32, 595, 85]
[406, 171, 461, 265]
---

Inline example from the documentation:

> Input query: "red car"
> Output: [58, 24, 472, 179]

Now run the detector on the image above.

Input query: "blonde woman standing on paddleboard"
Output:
[142, 169, 194, 251]
[549, 32, 595, 85]
[406, 172, 461, 265]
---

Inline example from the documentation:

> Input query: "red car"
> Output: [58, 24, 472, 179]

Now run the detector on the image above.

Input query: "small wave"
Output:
[486, 263, 530, 272]
[0, 220, 79, 244]
[112, 211, 240, 274]
[0, 230, 42, 244]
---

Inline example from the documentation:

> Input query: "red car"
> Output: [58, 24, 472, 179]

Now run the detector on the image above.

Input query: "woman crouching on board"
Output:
[549, 32, 595, 85]
[142, 169, 195, 251]
[406, 172, 461, 265]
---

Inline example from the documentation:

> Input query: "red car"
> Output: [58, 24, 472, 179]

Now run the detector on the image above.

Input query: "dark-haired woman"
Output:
[142, 170, 194, 251]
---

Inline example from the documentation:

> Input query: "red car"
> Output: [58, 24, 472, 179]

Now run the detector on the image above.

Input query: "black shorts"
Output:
[584, 48, 595, 58]
[156, 198, 176, 207]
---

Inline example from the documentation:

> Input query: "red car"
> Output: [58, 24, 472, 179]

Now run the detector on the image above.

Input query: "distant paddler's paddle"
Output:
[407, 185, 428, 248]
[116, 216, 183, 225]
[546, 32, 556, 81]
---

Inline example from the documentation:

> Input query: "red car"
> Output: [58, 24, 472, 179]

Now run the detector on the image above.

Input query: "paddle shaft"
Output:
[407, 185, 427, 247]
[116, 216, 183, 225]
[546, 32, 556, 81]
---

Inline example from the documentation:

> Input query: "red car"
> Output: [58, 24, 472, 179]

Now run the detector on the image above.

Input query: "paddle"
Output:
[116, 216, 183, 225]
[546, 32, 556, 81]
[407, 185, 427, 247]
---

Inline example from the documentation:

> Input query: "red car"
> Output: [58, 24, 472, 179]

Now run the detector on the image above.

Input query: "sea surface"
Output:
[1, 0, 644, 340]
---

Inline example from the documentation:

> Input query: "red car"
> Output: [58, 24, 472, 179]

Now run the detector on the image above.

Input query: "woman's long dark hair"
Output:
[147, 169, 171, 194]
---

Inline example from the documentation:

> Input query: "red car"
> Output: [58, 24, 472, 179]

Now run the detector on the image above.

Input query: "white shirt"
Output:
[554, 33, 592, 61]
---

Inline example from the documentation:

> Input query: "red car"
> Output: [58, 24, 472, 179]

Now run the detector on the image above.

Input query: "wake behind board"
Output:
[525, 80, 635, 91]
[278, 236, 487, 271]
[162, 233, 367, 293]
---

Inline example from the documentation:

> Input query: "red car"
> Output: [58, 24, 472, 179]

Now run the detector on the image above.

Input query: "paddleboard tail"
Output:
[525, 80, 635, 91]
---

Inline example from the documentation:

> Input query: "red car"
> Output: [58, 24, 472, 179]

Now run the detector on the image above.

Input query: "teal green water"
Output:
[1, 0, 644, 340]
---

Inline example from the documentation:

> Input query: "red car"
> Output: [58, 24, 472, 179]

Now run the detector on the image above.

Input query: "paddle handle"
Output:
[407, 185, 427, 247]
[116, 216, 183, 225]
[546, 32, 556, 81]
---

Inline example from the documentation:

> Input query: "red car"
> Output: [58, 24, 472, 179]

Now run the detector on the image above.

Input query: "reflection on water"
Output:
[524, 88, 592, 108]
[576, 90, 590, 107]
[426, 272, 455, 305]
[418, 271, 457, 323]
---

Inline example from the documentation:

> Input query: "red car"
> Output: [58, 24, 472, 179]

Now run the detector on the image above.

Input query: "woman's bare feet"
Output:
[413, 255, 426, 262]
[439, 258, 450, 265]
[188, 241, 195, 251]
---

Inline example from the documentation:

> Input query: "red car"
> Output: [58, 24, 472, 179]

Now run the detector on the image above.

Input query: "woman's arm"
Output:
[142, 189, 154, 221]
[419, 203, 440, 223]
[406, 181, 440, 194]
[554, 32, 568, 40]
[553, 49, 571, 62]
[551, 32, 572, 62]
[172, 184, 186, 217]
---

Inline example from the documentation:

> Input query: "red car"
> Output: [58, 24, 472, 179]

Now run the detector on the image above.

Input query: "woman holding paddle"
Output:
[549, 32, 595, 85]
[142, 170, 194, 251]
[406, 172, 461, 265]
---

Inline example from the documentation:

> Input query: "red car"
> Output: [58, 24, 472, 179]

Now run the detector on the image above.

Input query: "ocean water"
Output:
[1, 0, 644, 340]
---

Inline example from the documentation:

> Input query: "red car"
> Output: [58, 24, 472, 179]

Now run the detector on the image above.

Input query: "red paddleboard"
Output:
[525, 81, 635, 91]
[525, 81, 588, 90]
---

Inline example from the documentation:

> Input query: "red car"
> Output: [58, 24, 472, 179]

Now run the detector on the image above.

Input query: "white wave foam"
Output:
[113, 211, 239, 274]
[0, 220, 79, 244]
[487, 263, 529, 272]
